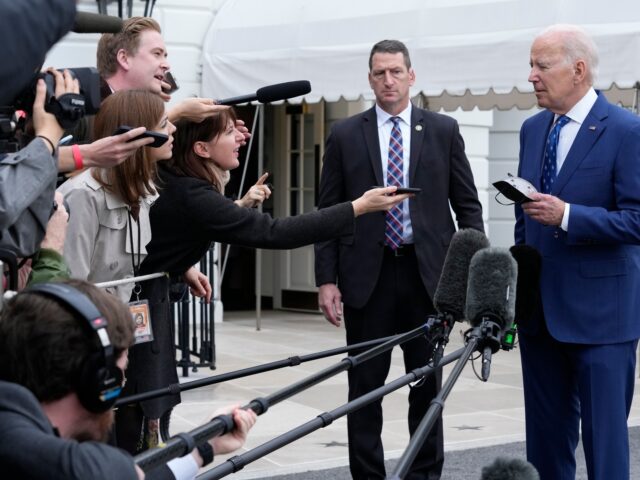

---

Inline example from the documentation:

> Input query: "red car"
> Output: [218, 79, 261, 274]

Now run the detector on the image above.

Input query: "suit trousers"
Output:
[344, 246, 444, 480]
[519, 325, 637, 480]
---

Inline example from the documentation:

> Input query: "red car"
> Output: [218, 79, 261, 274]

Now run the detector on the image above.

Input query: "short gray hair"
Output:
[536, 24, 599, 84]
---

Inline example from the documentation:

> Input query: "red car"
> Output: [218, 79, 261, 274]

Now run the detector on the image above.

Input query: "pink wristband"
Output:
[72, 144, 84, 170]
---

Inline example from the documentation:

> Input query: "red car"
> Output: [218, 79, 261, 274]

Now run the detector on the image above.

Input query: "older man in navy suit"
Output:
[515, 24, 640, 480]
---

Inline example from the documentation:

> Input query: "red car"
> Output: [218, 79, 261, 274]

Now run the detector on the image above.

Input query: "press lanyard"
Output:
[128, 208, 142, 300]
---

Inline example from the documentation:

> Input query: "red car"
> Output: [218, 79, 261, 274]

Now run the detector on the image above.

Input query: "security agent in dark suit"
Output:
[314, 39, 484, 479]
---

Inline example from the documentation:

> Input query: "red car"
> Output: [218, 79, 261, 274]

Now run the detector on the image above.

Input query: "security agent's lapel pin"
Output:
[588, 125, 596, 131]
[415, 125, 423, 132]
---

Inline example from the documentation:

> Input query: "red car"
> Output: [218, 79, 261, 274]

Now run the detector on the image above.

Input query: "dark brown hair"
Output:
[0, 280, 135, 403]
[168, 109, 237, 193]
[97, 17, 162, 78]
[369, 39, 412, 71]
[92, 90, 164, 206]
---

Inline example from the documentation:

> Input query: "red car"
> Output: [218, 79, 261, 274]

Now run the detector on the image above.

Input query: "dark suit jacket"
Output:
[515, 93, 640, 344]
[315, 105, 484, 309]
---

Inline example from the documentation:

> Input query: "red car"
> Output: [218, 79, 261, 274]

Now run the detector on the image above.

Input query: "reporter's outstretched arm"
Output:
[167, 98, 229, 124]
[351, 186, 411, 216]
[57, 127, 154, 172]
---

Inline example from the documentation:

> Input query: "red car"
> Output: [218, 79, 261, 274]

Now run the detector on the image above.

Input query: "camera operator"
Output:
[0, 69, 79, 258]
[0, 279, 257, 479]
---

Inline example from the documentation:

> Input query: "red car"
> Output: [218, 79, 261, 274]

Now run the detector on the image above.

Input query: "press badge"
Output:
[129, 300, 153, 344]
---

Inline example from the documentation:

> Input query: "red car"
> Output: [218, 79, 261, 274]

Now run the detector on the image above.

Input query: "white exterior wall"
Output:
[443, 109, 492, 238]
[488, 108, 539, 247]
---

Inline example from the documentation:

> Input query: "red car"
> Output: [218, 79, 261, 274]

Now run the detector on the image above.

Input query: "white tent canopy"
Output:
[202, 0, 640, 110]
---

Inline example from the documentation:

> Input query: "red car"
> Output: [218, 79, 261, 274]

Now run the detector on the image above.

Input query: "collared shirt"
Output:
[554, 88, 598, 231]
[556, 87, 598, 172]
[375, 103, 414, 244]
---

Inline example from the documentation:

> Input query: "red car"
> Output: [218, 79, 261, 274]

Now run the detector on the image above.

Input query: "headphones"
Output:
[25, 283, 124, 413]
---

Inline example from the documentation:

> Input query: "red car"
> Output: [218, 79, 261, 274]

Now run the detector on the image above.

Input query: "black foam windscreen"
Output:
[72, 11, 123, 34]
[256, 80, 311, 103]
[480, 456, 540, 480]
[433, 229, 490, 321]
[509, 245, 542, 326]
[465, 247, 517, 329]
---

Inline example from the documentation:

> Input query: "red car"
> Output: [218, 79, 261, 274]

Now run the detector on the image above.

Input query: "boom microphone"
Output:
[509, 245, 542, 330]
[465, 248, 517, 381]
[480, 456, 540, 480]
[217, 80, 311, 106]
[72, 11, 123, 34]
[466, 248, 517, 329]
[433, 229, 490, 321]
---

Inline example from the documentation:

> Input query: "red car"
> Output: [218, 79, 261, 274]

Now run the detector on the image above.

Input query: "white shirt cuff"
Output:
[167, 453, 199, 480]
[560, 202, 571, 231]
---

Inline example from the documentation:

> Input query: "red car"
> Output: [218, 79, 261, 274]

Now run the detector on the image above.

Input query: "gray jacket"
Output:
[0, 138, 58, 256]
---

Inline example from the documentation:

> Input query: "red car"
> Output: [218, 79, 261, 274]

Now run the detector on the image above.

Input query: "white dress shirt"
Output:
[554, 88, 598, 231]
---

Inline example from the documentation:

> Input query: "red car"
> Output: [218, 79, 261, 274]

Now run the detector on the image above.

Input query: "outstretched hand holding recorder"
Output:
[113, 126, 169, 148]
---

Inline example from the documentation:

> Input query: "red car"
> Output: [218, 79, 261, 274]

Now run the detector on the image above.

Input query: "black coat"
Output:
[130, 164, 356, 417]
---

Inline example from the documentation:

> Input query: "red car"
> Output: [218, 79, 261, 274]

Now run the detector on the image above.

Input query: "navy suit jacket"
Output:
[515, 93, 640, 344]
[315, 105, 484, 308]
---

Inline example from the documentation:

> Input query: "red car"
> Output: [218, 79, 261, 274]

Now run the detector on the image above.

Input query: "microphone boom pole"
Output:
[116, 334, 400, 406]
[198, 348, 466, 480]
[388, 328, 489, 480]
[134, 321, 435, 471]
[390, 247, 517, 479]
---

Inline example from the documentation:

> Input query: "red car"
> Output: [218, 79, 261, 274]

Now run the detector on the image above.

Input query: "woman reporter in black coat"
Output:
[125, 108, 408, 451]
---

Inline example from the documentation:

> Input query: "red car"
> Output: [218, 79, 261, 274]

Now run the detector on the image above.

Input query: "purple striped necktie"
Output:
[385, 116, 404, 250]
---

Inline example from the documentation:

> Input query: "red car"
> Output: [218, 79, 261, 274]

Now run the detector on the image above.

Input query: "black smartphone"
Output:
[162, 72, 179, 94]
[371, 186, 422, 194]
[113, 126, 169, 148]
[395, 187, 421, 194]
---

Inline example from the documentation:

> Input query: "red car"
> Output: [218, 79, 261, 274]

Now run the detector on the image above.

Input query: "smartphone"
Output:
[162, 72, 179, 94]
[371, 186, 422, 194]
[113, 126, 169, 148]
[395, 187, 421, 194]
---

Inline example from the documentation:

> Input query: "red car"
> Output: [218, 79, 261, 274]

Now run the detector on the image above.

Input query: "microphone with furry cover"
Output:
[465, 247, 517, 381]
[433, 229, 490, 322]
[465, 247, 517, 330]
[480, 456, 540, 480]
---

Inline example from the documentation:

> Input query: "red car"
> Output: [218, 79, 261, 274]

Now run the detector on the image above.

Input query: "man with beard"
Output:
[0, 279, 256, 479]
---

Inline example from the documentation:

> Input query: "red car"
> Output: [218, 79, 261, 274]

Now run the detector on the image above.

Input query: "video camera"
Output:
[1, 67, 101, 154]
